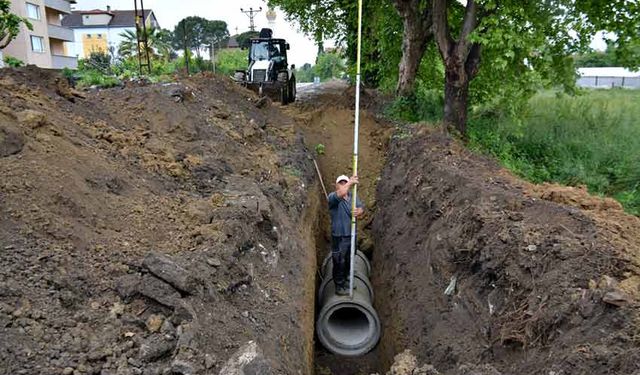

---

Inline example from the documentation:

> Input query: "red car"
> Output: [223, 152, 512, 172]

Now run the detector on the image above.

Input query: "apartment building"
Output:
[62, 7, 159, 59]
[2, 0, 77, 69]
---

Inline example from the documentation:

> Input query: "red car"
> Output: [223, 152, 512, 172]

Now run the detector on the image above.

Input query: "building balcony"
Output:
[48, 24, 74, 42]
[44, 0, 72, 14]
[52, 54, 77, 70]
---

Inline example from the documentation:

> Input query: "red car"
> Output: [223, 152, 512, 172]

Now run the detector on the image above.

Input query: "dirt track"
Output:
[1, 69, 640, 375]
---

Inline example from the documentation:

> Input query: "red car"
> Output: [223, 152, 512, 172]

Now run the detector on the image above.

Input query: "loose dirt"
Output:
[0, 67, 320, 375]
[2, 68, 640, 375]
[373, 126, 640, 374]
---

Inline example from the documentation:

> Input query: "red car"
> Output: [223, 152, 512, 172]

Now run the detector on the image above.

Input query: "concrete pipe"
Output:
[316, 251, 381, 356]
[320, 250, 371, 278]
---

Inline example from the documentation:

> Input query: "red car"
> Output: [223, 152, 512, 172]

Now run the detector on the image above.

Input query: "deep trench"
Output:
[311, 206, 388, 375]
[290, 94, 396, 374]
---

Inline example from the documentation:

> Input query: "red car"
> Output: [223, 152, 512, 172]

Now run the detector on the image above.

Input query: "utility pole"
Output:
[133, 0, 151, 75]
[183, 22, 189, 75]
[240, 7, 262, 32]
[209, 39, 218, 74]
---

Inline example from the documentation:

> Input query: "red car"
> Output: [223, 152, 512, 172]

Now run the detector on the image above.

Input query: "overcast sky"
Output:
[72, 0, 320, 67]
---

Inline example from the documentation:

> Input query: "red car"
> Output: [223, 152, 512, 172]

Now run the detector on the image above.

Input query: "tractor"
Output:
[234, 28, 296, 104]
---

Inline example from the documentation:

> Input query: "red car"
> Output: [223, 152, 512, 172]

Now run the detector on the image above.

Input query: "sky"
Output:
[72, 0, 321, 67]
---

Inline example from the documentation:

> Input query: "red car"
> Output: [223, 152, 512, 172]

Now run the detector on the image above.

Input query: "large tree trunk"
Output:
[433, 0, 481, 136]
[396, 17, 430, 96]
[443, 65, 469, 134]
[393, 0, 432, 97]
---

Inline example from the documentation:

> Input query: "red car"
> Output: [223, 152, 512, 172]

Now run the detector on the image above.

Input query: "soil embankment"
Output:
[0, 67, 320, 374]
[2, 68, 640, 375]
[373, 126, 640, 374]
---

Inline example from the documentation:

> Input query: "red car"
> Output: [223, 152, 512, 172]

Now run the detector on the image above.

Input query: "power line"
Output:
[240, 7, 262, 32]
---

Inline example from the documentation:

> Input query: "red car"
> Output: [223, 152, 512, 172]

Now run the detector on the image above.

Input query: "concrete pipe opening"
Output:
[316, 250, 381, 356]
[316, 299, 381, 356]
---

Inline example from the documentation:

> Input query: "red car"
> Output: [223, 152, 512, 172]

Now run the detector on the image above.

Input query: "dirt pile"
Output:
[0, 67, 319, 374]
[373, 126, 640, 374]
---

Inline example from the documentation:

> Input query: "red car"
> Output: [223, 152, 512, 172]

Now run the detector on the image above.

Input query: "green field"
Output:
[468, 89, 640, 215]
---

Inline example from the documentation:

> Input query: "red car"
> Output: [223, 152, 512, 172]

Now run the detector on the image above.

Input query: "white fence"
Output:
[577, 67, 640, 89]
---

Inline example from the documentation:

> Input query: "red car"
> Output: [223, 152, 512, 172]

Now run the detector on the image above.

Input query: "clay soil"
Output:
[373, 126, 640, 374]
[0, 67, 320, 375]
[2, 68, 640, 375]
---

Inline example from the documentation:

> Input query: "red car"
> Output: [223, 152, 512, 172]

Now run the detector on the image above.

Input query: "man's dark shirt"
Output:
[328, 191, 363, 237]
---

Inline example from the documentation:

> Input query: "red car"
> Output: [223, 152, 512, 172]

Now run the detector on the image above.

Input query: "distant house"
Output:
[62, 6, 159, 59]
[577, 67, 640, 89]
[224, 35, 240, 49]
[2, 0, 77, 69]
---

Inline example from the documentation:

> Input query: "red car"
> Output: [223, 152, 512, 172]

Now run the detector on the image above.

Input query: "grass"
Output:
[384, 88, 640, 215]
[467, 89, 640, 215]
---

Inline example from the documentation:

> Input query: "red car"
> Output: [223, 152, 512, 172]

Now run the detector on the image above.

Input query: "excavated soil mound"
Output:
[0, 67, 319, 374]
[373, 125, 640, 374]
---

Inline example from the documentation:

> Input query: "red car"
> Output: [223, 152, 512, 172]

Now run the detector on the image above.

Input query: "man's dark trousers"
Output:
[332, 235, 351, 290]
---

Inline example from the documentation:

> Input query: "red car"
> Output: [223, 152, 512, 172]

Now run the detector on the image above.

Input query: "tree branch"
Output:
[457, 0, 478, 60]
[432, 0, 452, 60]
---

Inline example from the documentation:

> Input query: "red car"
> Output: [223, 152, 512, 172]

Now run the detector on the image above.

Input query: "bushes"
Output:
[3, 55, 24, 67]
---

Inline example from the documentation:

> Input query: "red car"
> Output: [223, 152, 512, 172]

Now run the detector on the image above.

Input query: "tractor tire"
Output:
[289, 76, 296, 103]
[277, 72, 288, 82]
[234, 71, 246, 82]
[280, 85, 288, 104]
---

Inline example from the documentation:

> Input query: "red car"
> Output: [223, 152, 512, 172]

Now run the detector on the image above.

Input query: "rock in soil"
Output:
[142, 252, 199, 295]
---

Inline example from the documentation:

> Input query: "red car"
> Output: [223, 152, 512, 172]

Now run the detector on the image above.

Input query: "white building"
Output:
[61, 6, 159, 59]
[577, 67, 640, 89]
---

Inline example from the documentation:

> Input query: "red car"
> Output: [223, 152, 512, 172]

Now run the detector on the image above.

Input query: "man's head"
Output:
[335, 175, 349, 186]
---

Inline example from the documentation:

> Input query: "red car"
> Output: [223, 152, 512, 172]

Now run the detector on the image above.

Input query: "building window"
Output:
[30, 36, 45, 52]
[26, 3, 40, 20]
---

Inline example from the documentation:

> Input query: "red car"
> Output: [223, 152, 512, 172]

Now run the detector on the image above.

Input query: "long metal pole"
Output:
[349, 0, 364, 298]
[133, 0, 142, 75]
[140, 0, 151, 74]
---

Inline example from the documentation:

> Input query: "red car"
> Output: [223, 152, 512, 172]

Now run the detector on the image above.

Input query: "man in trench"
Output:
[328, 174, 364, 295]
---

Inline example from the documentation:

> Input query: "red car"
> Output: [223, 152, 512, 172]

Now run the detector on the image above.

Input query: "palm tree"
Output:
[118, 28, 173, 61]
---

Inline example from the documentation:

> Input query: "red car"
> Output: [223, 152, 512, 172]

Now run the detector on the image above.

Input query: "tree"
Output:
[392, 0, 432, 96]
[173, 17, 228, 57]
[234, 30, 259, 49]
[1, 0, 31, 49]
[271, 0, 639, 135]
[118, 28, 173, 61]
[431, 0, 640, 135]
[314, 51, 346, 80]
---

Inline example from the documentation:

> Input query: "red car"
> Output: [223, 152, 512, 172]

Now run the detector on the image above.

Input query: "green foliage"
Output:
[82, 52, 111, 73]
[468, 89, 640, 215]
[314, 52, 346, 81]
[573, 41, 631, 68]
[118, 28, 174, 61]
[215, 48, 247, 76]
[315, 143, 325, 155]
[173, 17, 229, 57]
[3, 55, 23, 67]
[295, 63, 314, 82]
[75, 69, 121, 88]
[234, 31, 259, 49]
[1, 0, 32, 49]
[290, 52, 346, 83]
[385, 87, 443, 123]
